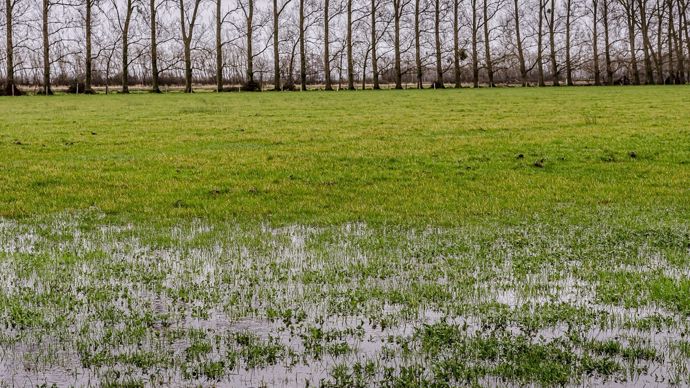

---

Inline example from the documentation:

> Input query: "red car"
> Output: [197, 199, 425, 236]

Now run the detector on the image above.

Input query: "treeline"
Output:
[1, 0, 689, 95]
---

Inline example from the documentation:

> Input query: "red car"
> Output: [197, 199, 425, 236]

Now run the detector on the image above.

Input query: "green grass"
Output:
[1, 87, 689, 225]
[1, 87, 689, 386]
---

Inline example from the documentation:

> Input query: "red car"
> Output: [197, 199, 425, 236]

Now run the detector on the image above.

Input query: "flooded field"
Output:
[1, 211, 688, 387]
[2, 89, 690, 386]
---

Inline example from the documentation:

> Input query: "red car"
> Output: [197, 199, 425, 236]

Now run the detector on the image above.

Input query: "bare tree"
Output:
[547, 0, 559, 86]
[393, 0, 408, 88]
[601, 0, 613, 83]
[513, 0, 527, 85]
[619, 0, 640, 84]
[179, 0, 202, 92]
[241, 0, 257, 89]
[471, 0, 479, 87]
[216, 0, 224, 91]
[4, 0, 21, 95]
[638, 0, 655, 83]
[41, 0, 52, 94]
[654, 0, 665, 84]
[666, 0, 676, 84]
[114, 0, 136, 93]
[370, 0, 380, 88]
[592, 0, 601, 85]
[414, 0, 423, 88]
[482, 0, 495, 86]
[537, 0, 546, 86]
[565, 0, 574, 85]
[433, 0, 444, 87]
[84, 0, 96, 92]
[674, 0, 685, 82]
[681, 0, 690, 80]
[272, 0, 292, 90]
[37, 0, 80, 94]
[324, 0, 332, 89]
[299, 0, 306, 89]
[452, 0, 461, 87]
[346, 0, 354, 88]
[149, 0, 161, 92]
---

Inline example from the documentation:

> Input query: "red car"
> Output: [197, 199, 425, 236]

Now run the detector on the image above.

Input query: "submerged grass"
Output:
[0, 214, 688, 386]
[0, 87, 689, 386]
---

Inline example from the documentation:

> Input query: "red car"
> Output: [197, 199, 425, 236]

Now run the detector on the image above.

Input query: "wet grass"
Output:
[0, 87, 689, 386]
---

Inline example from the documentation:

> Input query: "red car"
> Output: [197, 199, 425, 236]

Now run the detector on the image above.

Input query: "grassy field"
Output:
[0, 87, 689, 386]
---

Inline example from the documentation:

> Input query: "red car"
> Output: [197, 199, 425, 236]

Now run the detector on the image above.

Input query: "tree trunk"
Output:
[362, 44, 368, 89]
[42, 0, 52, 95]
[655, 0, 664, 84]
[338, 50, 343, 88]
[5, 0, 13, 92]
[85, 0, 93, 92]
[371, 0, 380, 89]
[246, 0, 255, 86]
[453, 0, 461, 88]
[105, 55, 111, 94]
[483, 0, 494, 86]
[415, 0, 423, 88]
[394, 0, 403, 89]
[679, 0, 690, 81]
[122, 0, 133, 93]
[593, 0, 601, 85]
[179, 0, 201, 93]
[300, 0, 307, 90]
[347, 0, 354, 89]
[602, 0, 613, 84]
[565, 0, 573, 85]
[288, 42, 296, 86]
[675, 0, 686, 83]
[514, 0, 528, 86]
[548, 0, 559, 86]
[218, 0, 225, 91]
[180, 0, 202, 92]
[324, 0, 333, 90]
[624, 0, 640, 84]
[184, 41, 192, 92]
[434, 0, 445, 87]
[668, 0, 675, 82]
[637, 0, 655, 83]
[4, 0, 22, 95]
[150, 0, 161, 92]
[472, 0, 479, 87]
[538, 0, 546, 86]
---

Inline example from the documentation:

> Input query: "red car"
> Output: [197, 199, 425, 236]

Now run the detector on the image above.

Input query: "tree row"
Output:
[2, 0, 689, 95]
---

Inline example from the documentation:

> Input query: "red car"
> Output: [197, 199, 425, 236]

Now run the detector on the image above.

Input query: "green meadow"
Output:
[0, 87, 689, 386]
